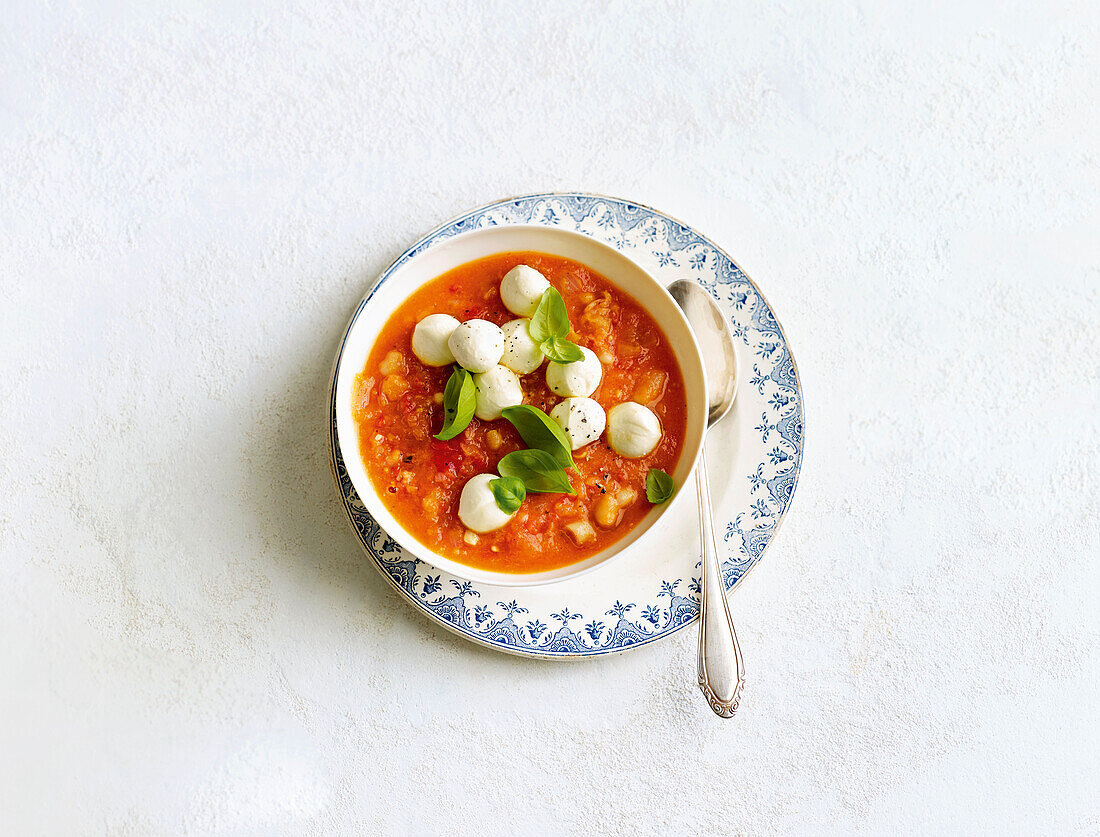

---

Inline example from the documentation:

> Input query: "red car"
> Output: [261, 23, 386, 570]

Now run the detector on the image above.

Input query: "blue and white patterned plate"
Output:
[329, 193, 803, 658]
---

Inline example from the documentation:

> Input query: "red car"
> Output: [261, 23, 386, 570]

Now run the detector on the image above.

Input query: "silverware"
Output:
[668, 280, 745, 718]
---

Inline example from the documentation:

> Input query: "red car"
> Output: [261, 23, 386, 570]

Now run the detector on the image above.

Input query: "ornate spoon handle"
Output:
[696, 449, 745, 717]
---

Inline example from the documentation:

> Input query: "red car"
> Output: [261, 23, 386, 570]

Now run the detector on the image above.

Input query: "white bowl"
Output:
[334, 225, 708, 587]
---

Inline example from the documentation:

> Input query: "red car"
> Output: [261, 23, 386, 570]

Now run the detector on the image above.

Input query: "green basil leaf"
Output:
[497, 449, 575, 495]
[489, 475, 526, 514]
[434, 366, 475, 441]
[501, 404, 575, 469]
[541, 336, 585, 364]
[529, 287, 571, 342]
[645, 469, 675, 504]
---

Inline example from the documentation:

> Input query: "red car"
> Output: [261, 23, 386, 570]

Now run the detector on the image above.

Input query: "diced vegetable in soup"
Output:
[353, 252, 687, 574]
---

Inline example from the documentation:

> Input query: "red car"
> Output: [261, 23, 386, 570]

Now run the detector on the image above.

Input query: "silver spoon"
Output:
[669, 280, 745, 718]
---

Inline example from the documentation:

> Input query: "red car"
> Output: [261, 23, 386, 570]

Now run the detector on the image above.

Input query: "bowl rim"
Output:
[333, 224, 709, 588]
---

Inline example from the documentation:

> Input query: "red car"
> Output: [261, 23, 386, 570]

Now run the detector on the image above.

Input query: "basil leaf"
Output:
[501, 404, 575, 469]
[529, 287, 571, 342]
[541, 336, 584, 364]
[434, 366, 475, 441]
[497, 449, 575, 495]
[645, 469, 675, 504]
[489, 476, 526, 514]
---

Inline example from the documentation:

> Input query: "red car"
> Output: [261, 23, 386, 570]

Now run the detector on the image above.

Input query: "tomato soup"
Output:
[352, 252, 687, 573]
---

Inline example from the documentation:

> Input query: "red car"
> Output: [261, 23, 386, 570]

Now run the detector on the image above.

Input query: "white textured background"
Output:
[2, 1, 1098, 834]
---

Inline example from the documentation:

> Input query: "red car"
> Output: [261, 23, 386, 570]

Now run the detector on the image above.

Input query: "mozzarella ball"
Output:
[473, 365, 523, 420]
[447, 319, 504, 373]
[500, 265, 551, 317]
[606, 402, 662, 458]
[458, 473, 516, 533]
[410, 314, 460, 366]
[500, 318, 544, 375]
[546, 346, 602, 397]
[550, 397, 606, 450]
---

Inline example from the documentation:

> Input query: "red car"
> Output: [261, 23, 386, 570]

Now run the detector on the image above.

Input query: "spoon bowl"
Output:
[668, 281, 740, 426]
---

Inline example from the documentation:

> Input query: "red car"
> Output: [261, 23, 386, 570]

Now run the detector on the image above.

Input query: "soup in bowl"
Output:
[334, 226, 707, 587]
